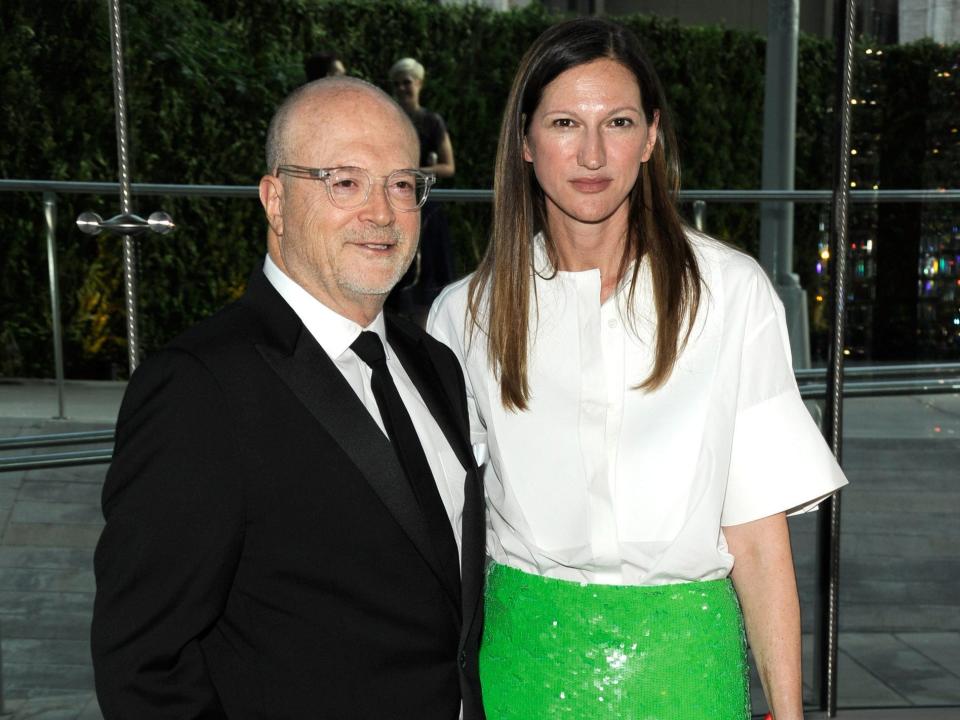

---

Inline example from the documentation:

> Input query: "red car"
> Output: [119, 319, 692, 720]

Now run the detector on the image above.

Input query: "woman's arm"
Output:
[724, 512, 804, 720]
[425, 131, 456, 178]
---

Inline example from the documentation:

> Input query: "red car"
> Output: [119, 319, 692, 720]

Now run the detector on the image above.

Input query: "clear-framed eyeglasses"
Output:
[275, 165, 435, 212]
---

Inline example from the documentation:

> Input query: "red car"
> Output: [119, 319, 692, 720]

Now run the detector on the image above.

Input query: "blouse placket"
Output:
[571, 272, 623, 582]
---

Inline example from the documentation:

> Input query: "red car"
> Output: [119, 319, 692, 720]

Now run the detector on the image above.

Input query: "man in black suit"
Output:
[91, 77, 485, 719]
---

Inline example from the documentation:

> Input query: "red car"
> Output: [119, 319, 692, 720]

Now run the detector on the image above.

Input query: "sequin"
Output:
[479, 564, 750, 719]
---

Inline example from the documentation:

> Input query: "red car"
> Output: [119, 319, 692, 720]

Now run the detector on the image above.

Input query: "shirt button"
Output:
[583, 401, 602, 416]
[459, 650, 467, 668]
[607, 318, 618, 329]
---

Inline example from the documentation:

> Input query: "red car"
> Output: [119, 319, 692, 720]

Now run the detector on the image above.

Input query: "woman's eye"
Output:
[610, 117, 634, 128]
[552, 118, 575, 128]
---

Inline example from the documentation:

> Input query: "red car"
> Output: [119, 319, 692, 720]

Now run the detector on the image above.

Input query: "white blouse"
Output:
[428, 232, 848, 586]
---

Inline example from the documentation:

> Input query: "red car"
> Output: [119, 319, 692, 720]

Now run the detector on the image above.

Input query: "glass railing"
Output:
[1, 178, 958, 716]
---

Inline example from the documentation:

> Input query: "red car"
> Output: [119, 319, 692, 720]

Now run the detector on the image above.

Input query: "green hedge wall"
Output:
[1, 0, 956, 377]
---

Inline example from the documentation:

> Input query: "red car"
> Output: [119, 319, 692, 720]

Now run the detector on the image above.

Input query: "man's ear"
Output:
[259, 175, 284, 238]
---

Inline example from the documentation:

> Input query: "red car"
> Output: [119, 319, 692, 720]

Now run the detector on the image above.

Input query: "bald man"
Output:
[92, 78, 485, 720]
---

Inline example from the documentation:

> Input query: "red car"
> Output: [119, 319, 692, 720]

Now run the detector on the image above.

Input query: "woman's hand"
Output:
[424, 132, 456, 179]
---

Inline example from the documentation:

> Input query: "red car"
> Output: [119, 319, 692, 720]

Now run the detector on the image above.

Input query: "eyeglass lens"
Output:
[326, 168, 427, 211]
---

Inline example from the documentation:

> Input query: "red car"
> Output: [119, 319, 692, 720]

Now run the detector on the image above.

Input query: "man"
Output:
[304, 51, 346, 80]
[91, 78, 485, 719]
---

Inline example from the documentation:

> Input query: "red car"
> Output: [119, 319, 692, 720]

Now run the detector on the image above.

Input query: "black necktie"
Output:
[350, 331, 460, 591]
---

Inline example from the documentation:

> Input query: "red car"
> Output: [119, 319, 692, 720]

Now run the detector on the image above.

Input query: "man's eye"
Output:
[389, 182, 418, 200]
[332, 179, 360, 190]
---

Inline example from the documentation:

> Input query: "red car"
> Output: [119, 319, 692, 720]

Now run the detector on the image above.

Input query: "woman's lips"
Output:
[570, 178, 612, 193]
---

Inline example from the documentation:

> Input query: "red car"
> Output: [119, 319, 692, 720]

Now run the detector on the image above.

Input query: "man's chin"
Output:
[356, 260, 417, 294]
[339, 275, 404, 298]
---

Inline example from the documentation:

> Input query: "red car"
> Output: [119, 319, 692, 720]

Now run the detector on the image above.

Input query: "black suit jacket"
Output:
[92, 268, 486, 720]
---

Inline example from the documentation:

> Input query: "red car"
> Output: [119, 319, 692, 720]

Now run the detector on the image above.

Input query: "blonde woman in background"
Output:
[388, 58, 456, 322]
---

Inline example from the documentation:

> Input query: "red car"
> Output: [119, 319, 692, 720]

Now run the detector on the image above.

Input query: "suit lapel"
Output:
[256, 325, 459, 614]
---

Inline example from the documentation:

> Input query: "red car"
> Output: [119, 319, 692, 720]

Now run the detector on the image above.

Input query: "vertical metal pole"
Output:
[759, 0, 799, 281]
[43, 192, 66, 419]
[0, 619, 5, 715]
[815, 0, 856, 715]
[692, 200, 706, 232]
[760, 0, 811, 369]
[107, 0, 140, 374]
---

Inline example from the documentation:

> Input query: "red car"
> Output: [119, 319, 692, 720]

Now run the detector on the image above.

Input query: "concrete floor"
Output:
[0, 381, 957, 719]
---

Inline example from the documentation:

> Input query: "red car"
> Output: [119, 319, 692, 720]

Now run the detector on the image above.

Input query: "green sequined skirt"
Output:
[480, 563, 750, 719]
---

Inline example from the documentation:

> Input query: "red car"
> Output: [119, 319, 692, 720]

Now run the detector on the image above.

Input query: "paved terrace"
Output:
[0, 379, 957, 719]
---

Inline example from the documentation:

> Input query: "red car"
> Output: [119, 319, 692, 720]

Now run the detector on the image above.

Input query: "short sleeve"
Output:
[428, 280, 488, 461]
[430, 112, 448, 141]
[720, 269, 848, 527]
[415, 111, 448, 164]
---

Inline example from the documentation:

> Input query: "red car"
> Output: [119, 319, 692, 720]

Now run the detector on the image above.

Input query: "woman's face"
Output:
[392, 72, 422, 106]
[523, 58, 658, 230]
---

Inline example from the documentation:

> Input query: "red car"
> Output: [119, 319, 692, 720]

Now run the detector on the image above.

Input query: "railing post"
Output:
[760, 0, 811, 370]
[107, 0, 141, 374]
[0, 619, 5, 716]
[43, 192, 66, 419]
[692, 200, 706, 232]
[815, 0, 857, 715]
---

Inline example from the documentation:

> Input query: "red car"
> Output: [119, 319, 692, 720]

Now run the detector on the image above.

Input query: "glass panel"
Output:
[837, 392, 960, 707]
[684, 198, 960, 714]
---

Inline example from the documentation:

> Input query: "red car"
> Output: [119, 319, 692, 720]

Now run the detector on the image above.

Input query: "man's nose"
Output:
[358, 182, 396, 226]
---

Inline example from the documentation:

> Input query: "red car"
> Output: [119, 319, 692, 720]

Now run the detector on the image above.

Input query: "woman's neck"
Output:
[548, 212, 630, 303]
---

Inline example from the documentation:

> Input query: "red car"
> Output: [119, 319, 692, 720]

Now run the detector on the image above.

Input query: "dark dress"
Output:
[387, 107, 454, 321]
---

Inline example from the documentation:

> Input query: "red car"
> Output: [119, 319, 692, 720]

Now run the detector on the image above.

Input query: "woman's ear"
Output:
[641, 109, 661, 163]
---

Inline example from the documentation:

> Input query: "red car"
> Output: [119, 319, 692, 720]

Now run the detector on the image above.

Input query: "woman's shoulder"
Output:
[433, 272, 474, 312]
[686, 229, 770, 293]
[687, 229, 760, 272]
[415, 107, 447, 131]
[427, 273, 477, 346]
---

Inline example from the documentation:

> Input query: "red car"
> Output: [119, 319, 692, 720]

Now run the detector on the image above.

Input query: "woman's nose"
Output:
[577, 128, 606, 170]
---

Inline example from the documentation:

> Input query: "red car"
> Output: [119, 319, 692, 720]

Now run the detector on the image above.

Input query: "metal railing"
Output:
[0, 429, 114, 450]
[0, 430, 115, 473]
[2, 177, 958, 418]
[797, 362, 960, 398]
[2, 361, 958, 474]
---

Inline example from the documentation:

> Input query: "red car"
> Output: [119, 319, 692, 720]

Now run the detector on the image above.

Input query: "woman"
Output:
[388, 58, 456, 321]
[429, 18, 847, 720]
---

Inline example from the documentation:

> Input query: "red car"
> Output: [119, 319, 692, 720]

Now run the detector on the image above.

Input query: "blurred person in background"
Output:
[304, 50, 346, 80]
[388, 57, 456, 324]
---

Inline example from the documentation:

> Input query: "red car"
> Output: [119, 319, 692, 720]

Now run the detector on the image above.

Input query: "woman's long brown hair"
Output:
[468, 17, 701, 411]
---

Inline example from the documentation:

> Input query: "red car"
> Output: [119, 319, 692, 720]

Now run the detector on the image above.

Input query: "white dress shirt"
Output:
[428, 232, 848, 586]
[263, 255, 465, 561]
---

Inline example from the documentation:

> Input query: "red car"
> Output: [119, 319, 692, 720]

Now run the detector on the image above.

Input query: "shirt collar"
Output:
[532, 232, 554, 277]
[262, 254, 388, 360]
[532, 232, 639, 291]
